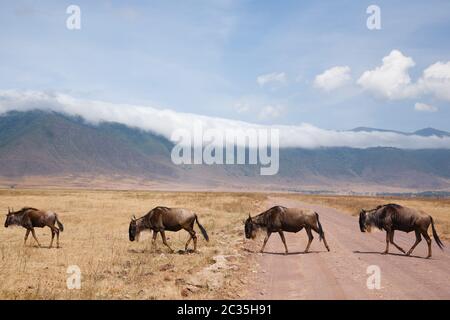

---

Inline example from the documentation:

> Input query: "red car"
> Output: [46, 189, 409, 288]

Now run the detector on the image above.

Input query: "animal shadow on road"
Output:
[242, 247, 325, 255]
[353, 250, 426, 260]
[127, 248, 196, 255]
[262, 250, 322, 256]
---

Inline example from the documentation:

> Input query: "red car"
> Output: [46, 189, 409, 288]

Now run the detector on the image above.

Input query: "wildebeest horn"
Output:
[132, 215, 136, 221]
[248, 214, 252, 220]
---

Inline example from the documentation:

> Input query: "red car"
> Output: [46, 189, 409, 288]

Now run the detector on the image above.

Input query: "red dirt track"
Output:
[247, 197, 450, 300]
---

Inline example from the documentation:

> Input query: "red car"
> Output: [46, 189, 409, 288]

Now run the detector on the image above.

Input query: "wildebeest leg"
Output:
[192, 232, 198, 252]
[49, 230, 55, 248]
[151, 231, 158, 250]
[24, 229, 30, 246]
[304, 227, 314, 253]
[278, 231, 288, 254]
[160, 230, 174, 253]
[30, 228, 41, 247]
[185, 234, 192, 251]
[56, 228, 60, 248]
[185, 230, 197, 252]
[422, 231, 432, 259]
[260, 231, 272, 253]
[406, 230, 422, 256]
[389, 230, 405, 253]
[311, 224, 330, 251]
[48, 224, 59, 248]
[382, 231, 390, 254]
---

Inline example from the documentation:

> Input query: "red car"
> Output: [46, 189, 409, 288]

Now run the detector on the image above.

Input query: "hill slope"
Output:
[0, 111, 176, 179]
[0, 111, 449, 192]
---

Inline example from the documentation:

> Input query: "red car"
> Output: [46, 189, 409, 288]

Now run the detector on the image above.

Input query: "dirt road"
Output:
[247, 197, 450, 300]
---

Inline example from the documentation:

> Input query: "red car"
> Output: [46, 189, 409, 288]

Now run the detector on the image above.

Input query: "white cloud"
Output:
[414, 102, 438, 112]
[418, 61, 450, 101]
[314, 66, 351, 91]
[257, 72, 287, 87]
[357, 50, 450, 102]
[0, 90, 449, 149]
[357, 50, 420, 99]
[258, 105, 284, 120]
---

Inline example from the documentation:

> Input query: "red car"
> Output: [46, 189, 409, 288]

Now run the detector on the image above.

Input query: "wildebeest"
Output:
[359, 203, 444, 258]
[4, 207, 64, 248]
[128, 206, 209, 252]
[244, 206, 330, 254]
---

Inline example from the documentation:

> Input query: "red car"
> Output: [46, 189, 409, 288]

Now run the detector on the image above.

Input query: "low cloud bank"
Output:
[0, 90, 449, 149]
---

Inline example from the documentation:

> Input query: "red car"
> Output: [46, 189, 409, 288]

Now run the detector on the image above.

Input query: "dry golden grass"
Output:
[284, 194, 450, 240]
[0, 189, 267, 300]
[1, 189, 448, 300]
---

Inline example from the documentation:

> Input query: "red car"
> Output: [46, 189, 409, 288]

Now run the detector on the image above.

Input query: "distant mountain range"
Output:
[351, 127, 450, 138]
[0, 110, 449, 192]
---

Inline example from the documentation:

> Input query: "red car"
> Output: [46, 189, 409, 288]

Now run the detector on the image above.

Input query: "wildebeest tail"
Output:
[195, 214, 209, 241]
[56, 214, 64, 232]
[430, 216, 444, 250]
[315, 212, 324, 241]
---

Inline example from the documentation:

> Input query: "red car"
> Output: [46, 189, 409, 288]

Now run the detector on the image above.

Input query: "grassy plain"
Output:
[0, 189, 448, 299]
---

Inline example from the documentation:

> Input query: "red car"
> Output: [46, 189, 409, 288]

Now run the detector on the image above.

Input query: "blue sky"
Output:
[1, 0, 449, 131]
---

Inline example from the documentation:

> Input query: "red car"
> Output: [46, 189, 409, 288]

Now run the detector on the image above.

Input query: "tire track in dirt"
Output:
[246, 197, 450, 300]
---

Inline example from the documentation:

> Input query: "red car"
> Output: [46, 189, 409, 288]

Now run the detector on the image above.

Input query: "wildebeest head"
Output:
[4, 207, 14, 228]
[244, 214, 257, 239]
[359, 209, 367, 232]
[129, 215, 137, 241]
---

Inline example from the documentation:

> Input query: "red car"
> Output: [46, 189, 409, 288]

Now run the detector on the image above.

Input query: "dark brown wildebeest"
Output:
[244, 206, 330, 254]
[4, 207, 64, 248]
[359, 203, 444, 258]
[128, 206, 209, 252]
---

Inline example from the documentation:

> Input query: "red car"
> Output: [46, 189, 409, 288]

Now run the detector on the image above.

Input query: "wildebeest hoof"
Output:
[381, 251, 388, 255]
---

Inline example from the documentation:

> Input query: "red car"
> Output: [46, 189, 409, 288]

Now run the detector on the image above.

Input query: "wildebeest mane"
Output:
[367, 204, 403, 230]
[11, 207, 38, 215]
[379, 203, 402, 210]
[146, 206, 171, 216]
[253, 206, 286, 228]
[141, 206, 172, 228]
